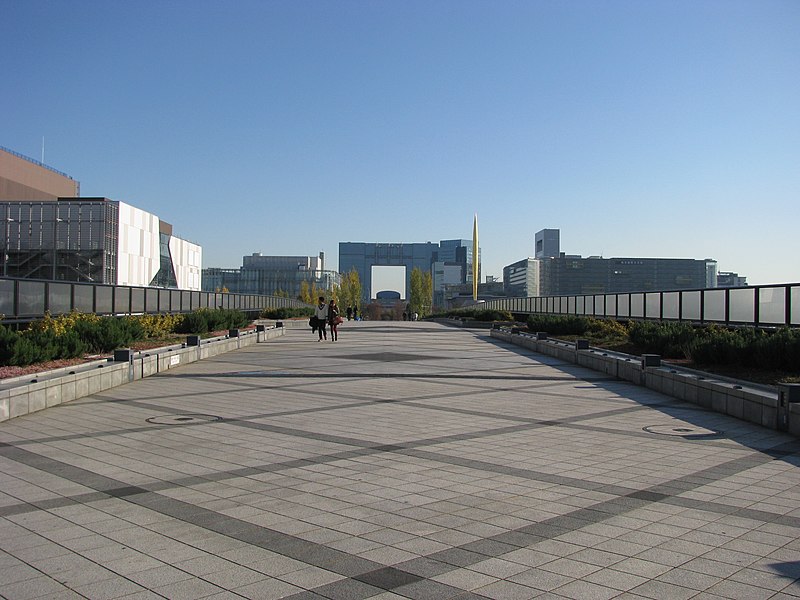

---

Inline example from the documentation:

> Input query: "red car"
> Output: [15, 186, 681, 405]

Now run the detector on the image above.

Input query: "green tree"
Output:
[299, 280, 311, 304]
[409, 267, 433, 318]
[337, 268, 363, 311]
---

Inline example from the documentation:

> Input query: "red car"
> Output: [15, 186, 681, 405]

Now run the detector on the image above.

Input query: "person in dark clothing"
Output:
[328, 299, 340, 341]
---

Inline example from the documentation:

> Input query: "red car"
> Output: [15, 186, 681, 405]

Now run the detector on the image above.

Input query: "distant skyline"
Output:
[2, 0, 798, 286]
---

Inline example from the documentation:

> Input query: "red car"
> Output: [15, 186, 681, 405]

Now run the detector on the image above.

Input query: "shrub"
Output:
[260, 307, 314, 319]
[72, 317, 141, 353]
[0, 324, 88, 366]
[586, 318, 629, 338]
[627, 321, 696, 358]
[0, 324, 18, 365]
[526, 315, 590, 335]
[748, 327, 800, 371]
[175, 308, 250, 334]
[134, 313, 184, 338]
[687, 326, 750, 366]
[469, 310, 513, 322]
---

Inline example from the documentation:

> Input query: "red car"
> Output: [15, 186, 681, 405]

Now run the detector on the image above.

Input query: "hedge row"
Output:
[174, 308, 250, 334]
[0, 309, 252, 367]
[430, 309, 514, 322]
[525, 315, 800, 370]
[260, 307, 314, 319]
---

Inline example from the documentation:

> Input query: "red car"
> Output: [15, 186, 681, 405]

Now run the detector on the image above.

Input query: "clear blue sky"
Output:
[2, 0, 798, 286]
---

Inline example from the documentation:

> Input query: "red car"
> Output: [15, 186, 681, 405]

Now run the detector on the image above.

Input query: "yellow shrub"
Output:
[25, 311, 100, 337]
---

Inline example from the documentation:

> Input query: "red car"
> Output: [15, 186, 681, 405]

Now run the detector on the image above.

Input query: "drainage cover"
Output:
[644, 424, 722, 438]
[146, 414, 223, 425]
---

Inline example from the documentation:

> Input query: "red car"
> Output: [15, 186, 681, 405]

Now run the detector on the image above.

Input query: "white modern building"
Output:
[1, 198, 202, 290]
[1, 146, 201, 290]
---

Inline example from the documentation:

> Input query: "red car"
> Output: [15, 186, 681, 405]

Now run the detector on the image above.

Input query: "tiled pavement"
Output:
[1, 321, 800, 600]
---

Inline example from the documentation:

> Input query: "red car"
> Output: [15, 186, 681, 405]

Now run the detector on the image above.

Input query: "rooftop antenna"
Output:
[41, 136, 45, 164]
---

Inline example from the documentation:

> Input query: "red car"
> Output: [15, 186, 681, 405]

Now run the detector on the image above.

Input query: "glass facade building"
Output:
[202, 253, 340, 298]
[340, 239, 479, 303]
[1, 199, 202, 290]
[2, 200, 118, 283]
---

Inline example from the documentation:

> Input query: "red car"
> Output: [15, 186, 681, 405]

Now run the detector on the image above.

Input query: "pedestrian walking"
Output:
[314, 296, 328, 341]
[328, 299, 340, 341]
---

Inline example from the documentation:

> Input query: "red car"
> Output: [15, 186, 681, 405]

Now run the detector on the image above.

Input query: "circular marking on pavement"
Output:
[146, 414, 223, 425]
[643, 424, 722, 438]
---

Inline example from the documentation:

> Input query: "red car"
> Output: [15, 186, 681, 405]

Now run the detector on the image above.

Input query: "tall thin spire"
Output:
[472, 214, 479, 301]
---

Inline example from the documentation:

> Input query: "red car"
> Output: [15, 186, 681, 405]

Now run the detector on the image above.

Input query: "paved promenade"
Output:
[1, 321, 800, 599]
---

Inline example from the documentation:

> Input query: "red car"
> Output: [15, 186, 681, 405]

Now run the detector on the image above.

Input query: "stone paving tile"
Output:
[2, 322, 800, 599]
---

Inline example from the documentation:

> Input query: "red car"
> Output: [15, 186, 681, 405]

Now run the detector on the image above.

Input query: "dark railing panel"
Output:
[19, 280, 46, 317]
[48, 283, 72, 315]
[74, 284, 94, 313]
[145, 288, 158, 313]
[1, 277, 310, 323]
[131, 288, 145, 313]
[96, 286, 113, 315]
[115, 287, 132, 315]
[0, 279, 13, 316]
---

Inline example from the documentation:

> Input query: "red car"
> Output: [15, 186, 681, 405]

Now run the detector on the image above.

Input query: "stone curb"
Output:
[491, 328, 791, 435]
[0, 326, 285, 422]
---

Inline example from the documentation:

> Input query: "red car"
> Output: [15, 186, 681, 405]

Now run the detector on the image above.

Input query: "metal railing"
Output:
[0, 277, 308, 323]
[473, 283, 800, 328]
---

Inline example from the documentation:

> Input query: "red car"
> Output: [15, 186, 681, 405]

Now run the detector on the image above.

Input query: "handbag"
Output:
[335, 316, 344, 325]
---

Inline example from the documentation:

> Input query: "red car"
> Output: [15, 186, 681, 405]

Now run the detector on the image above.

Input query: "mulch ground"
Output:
[0, 329, 246, 381]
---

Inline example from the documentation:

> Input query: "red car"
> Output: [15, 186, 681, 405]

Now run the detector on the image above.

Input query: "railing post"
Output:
[724, 288, 731, 326]
[700, 289, 705, 325]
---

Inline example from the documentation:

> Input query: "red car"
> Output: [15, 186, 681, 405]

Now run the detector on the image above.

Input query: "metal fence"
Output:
[0, 277, 308, 323]
[474, 283, 800, 328]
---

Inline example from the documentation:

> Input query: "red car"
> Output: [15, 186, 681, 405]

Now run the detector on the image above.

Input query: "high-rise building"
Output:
[534, 229, 560, 259]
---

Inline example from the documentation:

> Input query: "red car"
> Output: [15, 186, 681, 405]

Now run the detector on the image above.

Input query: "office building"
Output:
[535, 229, 560, 259]
[503, 258, 539, 297]
[202, 252, 339, 298]
[503, 229, 717, 297]
[717, 271, 748, 287]
[340, 239, 479, 303]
